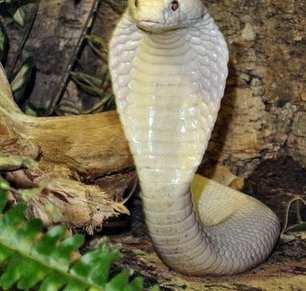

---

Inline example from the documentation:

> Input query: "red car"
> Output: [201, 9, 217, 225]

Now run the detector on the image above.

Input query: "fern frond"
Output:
[0, 190, 153, 291]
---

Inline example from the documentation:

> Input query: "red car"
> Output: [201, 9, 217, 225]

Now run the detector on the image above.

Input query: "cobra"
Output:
[109, 0, 280, 275]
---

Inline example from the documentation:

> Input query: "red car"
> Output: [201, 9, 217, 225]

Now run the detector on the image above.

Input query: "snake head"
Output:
[128, 0, 206, 33]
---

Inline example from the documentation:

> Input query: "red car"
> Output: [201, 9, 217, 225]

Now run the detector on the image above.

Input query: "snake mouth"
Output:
[136, 15, 206, 33]
[136, 20, 164, 32]
[136, 21, 184, 34]
[138, 20, 160, 25]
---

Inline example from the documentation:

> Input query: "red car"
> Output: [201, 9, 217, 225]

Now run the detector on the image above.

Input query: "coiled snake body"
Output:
[109, 0, 280, 275]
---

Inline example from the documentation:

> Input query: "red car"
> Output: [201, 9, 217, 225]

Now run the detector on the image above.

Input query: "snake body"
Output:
[109, 0, 280, 275]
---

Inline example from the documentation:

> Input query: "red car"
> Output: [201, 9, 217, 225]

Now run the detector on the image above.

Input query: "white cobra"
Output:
[109, 0, 280, 275]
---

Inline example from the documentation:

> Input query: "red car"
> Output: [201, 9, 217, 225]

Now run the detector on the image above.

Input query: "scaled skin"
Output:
[109, 0, 280, 275]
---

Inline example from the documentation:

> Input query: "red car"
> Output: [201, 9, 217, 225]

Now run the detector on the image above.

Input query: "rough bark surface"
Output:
[206, 0, 305, 176]
[9, 0, 98, 112]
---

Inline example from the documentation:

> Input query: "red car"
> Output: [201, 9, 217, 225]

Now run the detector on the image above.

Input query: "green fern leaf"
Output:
[0, 192, 150, 290]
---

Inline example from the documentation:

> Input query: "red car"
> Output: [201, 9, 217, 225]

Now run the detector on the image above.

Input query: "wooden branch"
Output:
[11, 0, 101, 112]
[18, 112, 133, 177]
[0, 64, 133, 178]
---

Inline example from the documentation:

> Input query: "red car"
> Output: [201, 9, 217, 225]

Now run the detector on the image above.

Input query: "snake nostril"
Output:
[170, 0, 179, 12]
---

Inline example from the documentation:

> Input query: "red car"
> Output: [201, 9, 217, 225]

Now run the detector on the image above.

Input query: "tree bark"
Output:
[15, 0, 99, 112]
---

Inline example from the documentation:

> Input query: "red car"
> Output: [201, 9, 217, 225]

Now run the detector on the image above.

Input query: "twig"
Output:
[122, 176, 138, 204]
[282, 195, 306, 234]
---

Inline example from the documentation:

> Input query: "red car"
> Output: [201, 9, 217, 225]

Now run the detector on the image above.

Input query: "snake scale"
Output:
[109, 0, 280, 275]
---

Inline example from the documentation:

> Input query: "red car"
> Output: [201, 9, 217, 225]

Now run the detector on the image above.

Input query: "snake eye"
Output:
[170, 0, 179, 11]
[135, 0, 138, 7]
